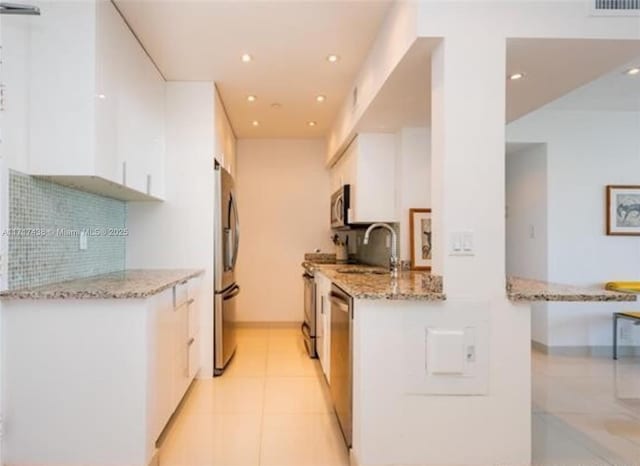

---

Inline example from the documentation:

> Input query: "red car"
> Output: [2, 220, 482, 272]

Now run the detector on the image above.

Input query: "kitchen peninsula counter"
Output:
[303, 262, 446, 301]
[507, 277, 637, 302]
[303, 257, 634, 303]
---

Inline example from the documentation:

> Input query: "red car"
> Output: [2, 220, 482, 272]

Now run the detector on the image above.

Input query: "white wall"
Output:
[506, 143, 548, 280]
[127, 82, 216, 376]
[505, 143, 549, 345]
[395, 127, 431, 261]
[235, 139, 332, 322]
[508, 109, 640, 349]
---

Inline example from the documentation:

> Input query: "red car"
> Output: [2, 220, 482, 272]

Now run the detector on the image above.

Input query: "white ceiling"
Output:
[506, 39, 640, 120]
[545, 58, 640, 112]
[114, 0, 392, 139]
[357, 38, 640, 133]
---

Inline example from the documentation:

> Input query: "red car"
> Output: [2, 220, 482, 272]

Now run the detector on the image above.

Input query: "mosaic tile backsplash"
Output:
[8, 171, 127, 289]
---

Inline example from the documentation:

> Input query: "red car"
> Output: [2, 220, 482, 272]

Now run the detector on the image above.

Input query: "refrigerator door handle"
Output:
[223, 284, 241, 301]
[230, 193, 240, 268]
[224, 228, 233, 271]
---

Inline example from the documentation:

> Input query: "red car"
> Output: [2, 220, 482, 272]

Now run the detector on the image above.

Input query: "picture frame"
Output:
[606, 185, 640, 236]
[409, 208, 432, 270]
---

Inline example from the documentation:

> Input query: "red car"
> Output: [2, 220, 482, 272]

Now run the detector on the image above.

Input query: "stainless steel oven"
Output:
[330, 185, 350, 229]
[302, 271, 317, 358]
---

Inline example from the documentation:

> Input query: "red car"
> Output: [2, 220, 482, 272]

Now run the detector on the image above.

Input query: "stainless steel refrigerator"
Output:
[213, 162, 240, 376]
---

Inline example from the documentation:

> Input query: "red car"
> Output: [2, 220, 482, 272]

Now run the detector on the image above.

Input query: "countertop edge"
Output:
[506, 277, 638, 303]
[311, 266, 447, 302]
[0, 269, 205, 300]
[507, 292, 637, 303]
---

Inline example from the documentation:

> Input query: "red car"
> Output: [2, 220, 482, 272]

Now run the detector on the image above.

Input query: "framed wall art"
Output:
[607, 185, 640, 236]
[409, 208, 432, 270]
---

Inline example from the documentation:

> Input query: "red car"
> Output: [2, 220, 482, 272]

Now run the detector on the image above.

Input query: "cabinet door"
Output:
[174, 302, 190, 403]
[214, 87, 236, 176]
[136, 48, 165, 199]
[315, 277, 325, 367]
[116, 12, 155, 195]
[316, 276, 331, 379]
[149, 288, 176, 442]
[94, 0, 121, 184]
[28, 1, 95, 176]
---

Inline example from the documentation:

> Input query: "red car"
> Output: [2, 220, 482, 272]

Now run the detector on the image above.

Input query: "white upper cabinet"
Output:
[214, 86, 236, 177]
[28, 0, 165, 201]
[331, 133, 397, 224]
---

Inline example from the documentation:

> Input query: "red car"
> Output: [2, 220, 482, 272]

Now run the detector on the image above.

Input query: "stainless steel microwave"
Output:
[331, 185, 350, 229]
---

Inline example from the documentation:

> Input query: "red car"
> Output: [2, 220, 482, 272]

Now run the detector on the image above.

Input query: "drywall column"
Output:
[424, 35, 532, 465]
[431, 35, 506, 297]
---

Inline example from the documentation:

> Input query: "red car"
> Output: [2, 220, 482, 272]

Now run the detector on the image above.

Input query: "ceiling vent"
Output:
[591, 0, 640, 15]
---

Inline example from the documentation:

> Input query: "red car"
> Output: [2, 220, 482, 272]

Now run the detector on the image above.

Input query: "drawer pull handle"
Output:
[188, 338, 195, 346]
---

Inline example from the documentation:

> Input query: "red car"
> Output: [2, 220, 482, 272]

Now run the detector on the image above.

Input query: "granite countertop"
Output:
[0, 269, 205, 300]
[304, 261, 446, 301]
[507, 277, 638, 302]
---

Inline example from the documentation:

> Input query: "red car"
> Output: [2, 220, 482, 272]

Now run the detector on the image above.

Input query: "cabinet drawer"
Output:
[188, 334, 200, 380]
[173, 280, 189, 308]
[188, 299, 199, 339]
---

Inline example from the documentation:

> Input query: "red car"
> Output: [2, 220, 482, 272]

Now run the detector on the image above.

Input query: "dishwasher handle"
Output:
[330, 294, 350, 313]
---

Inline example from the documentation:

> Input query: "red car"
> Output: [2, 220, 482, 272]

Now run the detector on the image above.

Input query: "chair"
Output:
[606, 282, 640, 360]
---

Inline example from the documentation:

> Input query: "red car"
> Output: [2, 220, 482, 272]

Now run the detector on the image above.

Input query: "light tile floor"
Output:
[159, 327, 640, 466]
[532, 350, 640, 466]
[158, 327, 350, 466]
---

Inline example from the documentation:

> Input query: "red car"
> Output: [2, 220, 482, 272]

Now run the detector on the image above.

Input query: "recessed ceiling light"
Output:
[316, 95, 326, 103]
[271, 103, 282, 109]
[97, 93, 106, 99]
[252, 120, 259, 127]
[508, 72, 525, 81]
[326, 54, 340, 63]
[626, 67, 640, 76]
[308, 121, 317, 127]
[241, 53, 252, 63]
[247, 95, 257, 102]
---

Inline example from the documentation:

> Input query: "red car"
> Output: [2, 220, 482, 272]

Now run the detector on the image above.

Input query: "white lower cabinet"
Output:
[152, 278, 201, 442]
[1, 277, 201, 466]
[315, 273, 332, 380]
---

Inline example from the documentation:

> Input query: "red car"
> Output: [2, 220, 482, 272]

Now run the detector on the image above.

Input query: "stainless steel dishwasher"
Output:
[329, 284, 353, 448]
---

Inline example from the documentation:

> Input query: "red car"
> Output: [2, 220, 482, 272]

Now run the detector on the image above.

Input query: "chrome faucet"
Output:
[363, 223, 399, 277]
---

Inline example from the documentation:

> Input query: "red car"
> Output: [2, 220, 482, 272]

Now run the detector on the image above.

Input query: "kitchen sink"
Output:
[336, 268, 388, 275]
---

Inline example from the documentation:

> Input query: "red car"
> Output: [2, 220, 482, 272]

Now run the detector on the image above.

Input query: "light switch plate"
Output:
[449, 231, 474, 256]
